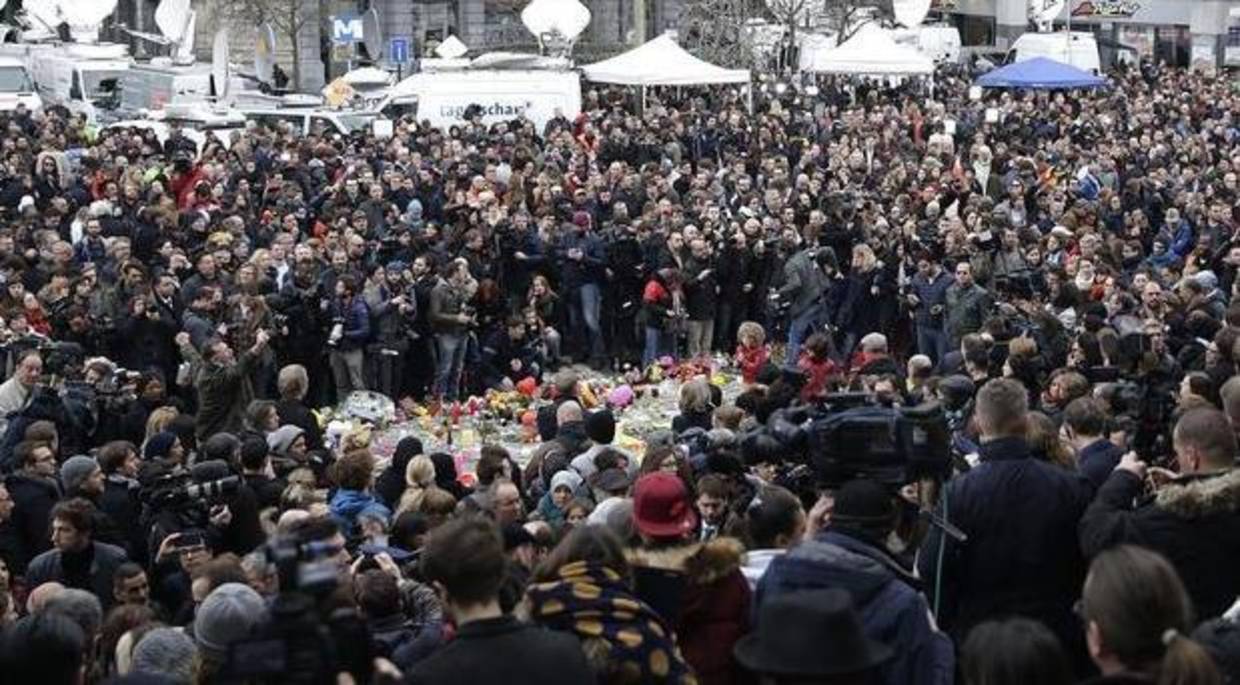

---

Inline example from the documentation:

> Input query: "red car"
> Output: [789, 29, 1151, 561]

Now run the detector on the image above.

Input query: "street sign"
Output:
[390, 37, 410, 63]
[331, 12, 363, 44]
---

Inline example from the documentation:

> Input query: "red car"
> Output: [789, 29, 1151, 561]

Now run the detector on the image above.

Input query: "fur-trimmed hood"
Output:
[627, 536, 745, 585]
[1156, 469, 1240, 518]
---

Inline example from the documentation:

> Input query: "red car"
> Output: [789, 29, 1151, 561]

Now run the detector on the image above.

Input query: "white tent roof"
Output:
[803, 23, 933, 75]
[582, 34, 749, 86]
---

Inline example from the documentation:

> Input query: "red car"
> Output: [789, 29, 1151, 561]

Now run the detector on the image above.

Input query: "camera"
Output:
[141, 470, 240, 510]
[218, 535, 374, 684]
[757, 396, 952, 488]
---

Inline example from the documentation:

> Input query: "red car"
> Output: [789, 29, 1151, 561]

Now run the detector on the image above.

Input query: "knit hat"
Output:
[60, 456, 99, 494]
[266, 425, 305, 456]
[572, 210, 592, 229]
[144, 432, 178, 460]
[131, 627, 195, 683]
[193, 583, 268, 658]
[584, 409, 616, 444]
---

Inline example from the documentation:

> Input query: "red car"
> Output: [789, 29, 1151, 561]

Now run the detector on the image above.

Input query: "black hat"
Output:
[588, 467, 632, 494]
[501, 523, 535, 551]
[584, 409, 616, 444]
[831, 479, 895, 528]
[734, 588, 891, 677]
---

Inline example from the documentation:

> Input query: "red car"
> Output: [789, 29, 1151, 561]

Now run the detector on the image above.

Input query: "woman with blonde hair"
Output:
[527, 274, 561, 365]
[396, 455, 437, 516]
[142, 406, 179, 452]
[837, 243, 893, 361]
[672, 377, 714, 434]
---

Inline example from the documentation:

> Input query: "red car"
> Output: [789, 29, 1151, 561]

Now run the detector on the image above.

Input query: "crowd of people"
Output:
[0, 52, 1237, 685]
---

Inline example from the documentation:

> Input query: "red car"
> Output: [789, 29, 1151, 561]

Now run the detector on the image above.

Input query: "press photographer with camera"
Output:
[429, 258, 478, 402]
[776, 246, 841, 366]
[176, 328, 271, 441]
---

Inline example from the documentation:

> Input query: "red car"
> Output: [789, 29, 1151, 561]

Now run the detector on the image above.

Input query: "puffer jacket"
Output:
[1080, 468, 1240, 620]
[329, 488, 392, 539]
[758, 530, 954, 685]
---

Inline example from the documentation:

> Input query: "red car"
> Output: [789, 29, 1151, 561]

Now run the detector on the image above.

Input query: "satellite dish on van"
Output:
[153, 0, 191, 41]
[892, 0, 932, 27]
[435, 35, 468, 59]
[361, 8, 382, 61]
[58, 0, 119, 38]
[254, 23, 276, 84]
[521, 0, 591, 44]
[1028, 0, 1066, 28]
[211, 28, 230, 99]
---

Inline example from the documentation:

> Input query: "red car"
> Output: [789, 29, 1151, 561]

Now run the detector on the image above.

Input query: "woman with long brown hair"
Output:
[1079, 545, 1221, 685]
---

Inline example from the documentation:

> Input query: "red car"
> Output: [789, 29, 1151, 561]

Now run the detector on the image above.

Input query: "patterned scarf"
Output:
[525, 561, 697, 685]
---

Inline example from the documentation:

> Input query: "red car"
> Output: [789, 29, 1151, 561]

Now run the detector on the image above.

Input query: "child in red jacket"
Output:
[797, 332, 839, 402]
[734, 321, 770, 384]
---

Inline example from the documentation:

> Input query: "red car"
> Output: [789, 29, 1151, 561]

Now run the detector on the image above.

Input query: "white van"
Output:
[378, 69, 581, 132]
[894, 25, 962, 63]
[1008, 31, 1102, 73]
[29, 45, 131, 123]
[0, 57, 42, 112]
[235, 107, 383, 136]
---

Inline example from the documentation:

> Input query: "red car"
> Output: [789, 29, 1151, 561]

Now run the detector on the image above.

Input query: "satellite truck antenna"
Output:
[361, 8, 382, 65]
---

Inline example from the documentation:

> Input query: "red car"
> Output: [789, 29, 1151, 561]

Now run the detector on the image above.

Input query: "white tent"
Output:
[582, 34, 749, 86]
[803, 23, 933, 75]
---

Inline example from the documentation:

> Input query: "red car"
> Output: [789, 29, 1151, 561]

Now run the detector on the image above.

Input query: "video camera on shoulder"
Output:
[218, 535, 373, 684]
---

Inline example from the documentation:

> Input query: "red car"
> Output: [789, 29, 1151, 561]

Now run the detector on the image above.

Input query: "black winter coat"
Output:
[3, 472, 60, 573]
[1080, 468, 1240, 620]
[918, 437, 1093, 649]
[404, 615, 594, 685]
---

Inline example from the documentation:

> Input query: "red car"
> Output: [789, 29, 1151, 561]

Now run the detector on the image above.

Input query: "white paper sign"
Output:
[985, 108, 999, 123]
[372, 119, 394, 139]
[969, 85, 983, 100]
[943, 119, 956, 135]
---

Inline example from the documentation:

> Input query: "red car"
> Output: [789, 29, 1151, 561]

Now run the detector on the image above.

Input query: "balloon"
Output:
[608, 385, 635, 408]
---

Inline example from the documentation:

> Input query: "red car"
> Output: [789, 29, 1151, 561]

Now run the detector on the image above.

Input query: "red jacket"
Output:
[798, 353, 838, 401]
[735, 344, 769, 384]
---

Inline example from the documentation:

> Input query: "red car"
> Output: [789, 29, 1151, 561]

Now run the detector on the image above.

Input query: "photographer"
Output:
[365, 263, 418, 400]
[176, 329, 271, 441]
[328, 275, 371, 400]
[428, 259, 477, 402]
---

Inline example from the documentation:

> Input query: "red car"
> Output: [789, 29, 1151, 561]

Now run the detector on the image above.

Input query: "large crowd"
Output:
[0, 54, 1238, 685]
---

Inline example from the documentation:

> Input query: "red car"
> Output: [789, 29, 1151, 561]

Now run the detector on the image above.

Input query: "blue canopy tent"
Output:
[976, 57, 1108, 89]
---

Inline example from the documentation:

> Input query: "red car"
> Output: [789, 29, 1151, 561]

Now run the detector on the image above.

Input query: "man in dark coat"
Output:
[406, 516, 593, 685]
[757, 479, 954, 685]
[25, 498, 129, 610]
[919, 378, 1093, 657]
[1079, 407, 1240, 620]
[3, 439, 61, 573]
[1062, 397, 1124, 491]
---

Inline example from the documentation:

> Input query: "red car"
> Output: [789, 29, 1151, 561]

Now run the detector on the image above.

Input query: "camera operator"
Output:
[757, 479, 953, 685]
[0, 349, 40, 437]
[175, 329, 271, 441]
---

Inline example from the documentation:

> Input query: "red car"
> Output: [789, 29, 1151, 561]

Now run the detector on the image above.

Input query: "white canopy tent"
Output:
[582, 34, 751, 109]
[802, 23, 933, 75]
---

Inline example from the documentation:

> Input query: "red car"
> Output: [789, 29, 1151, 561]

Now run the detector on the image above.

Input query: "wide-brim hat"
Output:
[734, 588, 892, 677]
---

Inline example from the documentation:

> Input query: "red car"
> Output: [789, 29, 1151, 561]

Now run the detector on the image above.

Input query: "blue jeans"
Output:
[578, 283, 604, 360]
[916, 325, 951, 366]
[434, 332, 468, 400]
[785, 308, 820, 368]
[644, 326, 672, 367]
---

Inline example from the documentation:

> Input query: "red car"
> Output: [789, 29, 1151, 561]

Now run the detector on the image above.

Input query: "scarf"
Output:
[525, 561, 696, 684]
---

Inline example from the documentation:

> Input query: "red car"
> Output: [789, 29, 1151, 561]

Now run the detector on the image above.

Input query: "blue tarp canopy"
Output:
[976, 57, 1108, 89]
